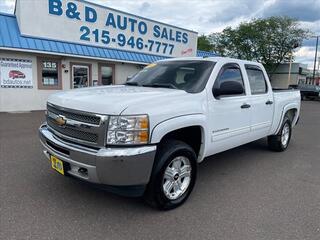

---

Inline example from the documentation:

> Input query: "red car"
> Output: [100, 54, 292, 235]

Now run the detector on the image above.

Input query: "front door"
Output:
[208, 63, 252, 155]
[72, 65, 90, 88]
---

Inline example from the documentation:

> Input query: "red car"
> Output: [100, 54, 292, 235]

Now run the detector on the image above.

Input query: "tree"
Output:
[197, 35, 213, 52]
[210, 16, 310, 74]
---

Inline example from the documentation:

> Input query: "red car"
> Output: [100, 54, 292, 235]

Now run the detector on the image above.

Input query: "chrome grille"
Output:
[48, 118, 98, 143]
[47, 104, 101, 125]
[46, 103, 108, 147]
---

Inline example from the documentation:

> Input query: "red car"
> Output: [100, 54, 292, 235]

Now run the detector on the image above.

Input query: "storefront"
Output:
[0, 0, 215, 112]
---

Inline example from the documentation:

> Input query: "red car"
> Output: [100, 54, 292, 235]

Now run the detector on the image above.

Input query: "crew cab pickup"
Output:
[39, 57, 301, 210]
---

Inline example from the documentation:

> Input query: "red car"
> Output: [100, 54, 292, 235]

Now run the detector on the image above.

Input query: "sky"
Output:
[0, 0, 319, 69]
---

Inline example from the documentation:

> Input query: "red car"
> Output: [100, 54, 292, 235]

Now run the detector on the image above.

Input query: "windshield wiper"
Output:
[142, 83, 178, 89]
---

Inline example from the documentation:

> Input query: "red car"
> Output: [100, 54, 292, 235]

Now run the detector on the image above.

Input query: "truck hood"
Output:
[47, 85, 196, 115]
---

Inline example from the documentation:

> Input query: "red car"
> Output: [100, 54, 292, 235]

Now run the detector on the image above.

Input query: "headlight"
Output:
[107, 115, 149, 145]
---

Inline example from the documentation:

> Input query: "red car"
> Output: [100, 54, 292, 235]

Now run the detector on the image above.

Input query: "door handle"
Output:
[266, 100, 274, 105]
[241, 103, 251, 109]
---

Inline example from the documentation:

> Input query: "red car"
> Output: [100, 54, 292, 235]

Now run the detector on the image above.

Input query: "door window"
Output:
[73, 65, 89, 88]
[213, 64, 245, 97]
[245, 65, 268, 94]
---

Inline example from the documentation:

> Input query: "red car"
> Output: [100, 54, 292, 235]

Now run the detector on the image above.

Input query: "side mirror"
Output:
[213, 81, 244, 98]
[126, 75, 133, 82]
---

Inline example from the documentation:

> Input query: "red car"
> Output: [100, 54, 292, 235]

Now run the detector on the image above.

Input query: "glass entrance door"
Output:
[72, 65, 89, 88]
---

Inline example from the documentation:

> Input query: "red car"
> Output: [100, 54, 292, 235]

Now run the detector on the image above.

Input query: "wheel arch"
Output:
[275, 103, 299, 134]
[150, 114, 207, 162]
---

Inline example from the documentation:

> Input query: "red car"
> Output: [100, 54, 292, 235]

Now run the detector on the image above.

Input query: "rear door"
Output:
[208, 63, 252, 155]
[245, 65, 274, 139]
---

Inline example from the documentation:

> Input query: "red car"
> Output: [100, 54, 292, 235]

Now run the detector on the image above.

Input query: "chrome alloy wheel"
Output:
[162, 156, 192, 200]
[281, 123, 290, 147]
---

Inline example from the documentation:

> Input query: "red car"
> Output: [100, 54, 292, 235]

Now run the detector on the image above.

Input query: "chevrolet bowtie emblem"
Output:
[54, 115, 67, 126]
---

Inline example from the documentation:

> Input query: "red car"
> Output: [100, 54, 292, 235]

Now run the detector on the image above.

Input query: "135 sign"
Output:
[43, 61, 57, 70]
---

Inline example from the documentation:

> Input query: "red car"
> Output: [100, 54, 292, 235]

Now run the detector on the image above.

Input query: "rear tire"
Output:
[144, 140, 197, 210]
[268, 116, 292, 152]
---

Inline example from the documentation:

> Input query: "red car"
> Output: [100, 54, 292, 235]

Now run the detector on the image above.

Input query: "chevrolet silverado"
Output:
[39, 57, 301, 210]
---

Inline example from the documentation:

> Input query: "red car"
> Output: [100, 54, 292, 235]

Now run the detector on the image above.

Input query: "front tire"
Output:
[144, 140, 197, 210]
[268, 116, 292, 152]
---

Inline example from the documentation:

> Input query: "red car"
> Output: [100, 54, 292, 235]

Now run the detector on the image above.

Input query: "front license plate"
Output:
[51, 155, 64, 175]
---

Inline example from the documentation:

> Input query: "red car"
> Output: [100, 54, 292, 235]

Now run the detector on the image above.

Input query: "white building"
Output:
[0, 0, 215, 112]
[270, 63, 309, 88]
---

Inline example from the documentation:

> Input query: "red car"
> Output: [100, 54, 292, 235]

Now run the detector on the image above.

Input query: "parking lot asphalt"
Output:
[0, 101, 320, 240]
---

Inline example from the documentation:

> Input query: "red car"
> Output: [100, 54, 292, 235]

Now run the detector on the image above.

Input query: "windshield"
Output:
[126, 60, 216, 93]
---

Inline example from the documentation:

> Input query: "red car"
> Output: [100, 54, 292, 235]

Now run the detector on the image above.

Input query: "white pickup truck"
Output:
[39, 57, 301, 210]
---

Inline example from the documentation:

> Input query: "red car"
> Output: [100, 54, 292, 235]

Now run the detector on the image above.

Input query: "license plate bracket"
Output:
[50, 155, 64, 175]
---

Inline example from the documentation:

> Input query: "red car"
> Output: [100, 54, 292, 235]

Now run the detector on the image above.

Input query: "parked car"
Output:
[9, 70, 25, 79]
[39, 57, 301, 210]
[289, 84, 320, 100]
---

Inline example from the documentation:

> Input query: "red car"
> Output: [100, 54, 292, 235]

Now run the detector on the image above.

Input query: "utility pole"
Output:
[288, 52, 293, 85]
[318, 57, 320, 86]
[312, 36, 319, 85]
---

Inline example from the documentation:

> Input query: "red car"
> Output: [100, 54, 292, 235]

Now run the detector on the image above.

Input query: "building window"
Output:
[37, 58, 62, 90]
[98, 63, 115, 85]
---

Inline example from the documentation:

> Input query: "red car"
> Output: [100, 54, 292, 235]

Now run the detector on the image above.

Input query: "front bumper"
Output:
[39, 123, 156, 196]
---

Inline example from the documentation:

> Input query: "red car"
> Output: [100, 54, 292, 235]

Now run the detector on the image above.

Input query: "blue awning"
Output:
[0, 13, 217, 64]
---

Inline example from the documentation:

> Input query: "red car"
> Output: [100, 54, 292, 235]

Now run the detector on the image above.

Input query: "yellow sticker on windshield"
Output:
[145, 63, 157, 69]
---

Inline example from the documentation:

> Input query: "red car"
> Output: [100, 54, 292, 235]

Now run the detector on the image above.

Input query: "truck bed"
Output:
[270, 90, 301, 135]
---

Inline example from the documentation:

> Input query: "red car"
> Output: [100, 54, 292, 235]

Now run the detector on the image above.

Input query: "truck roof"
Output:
[158, 56, 264, 68]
